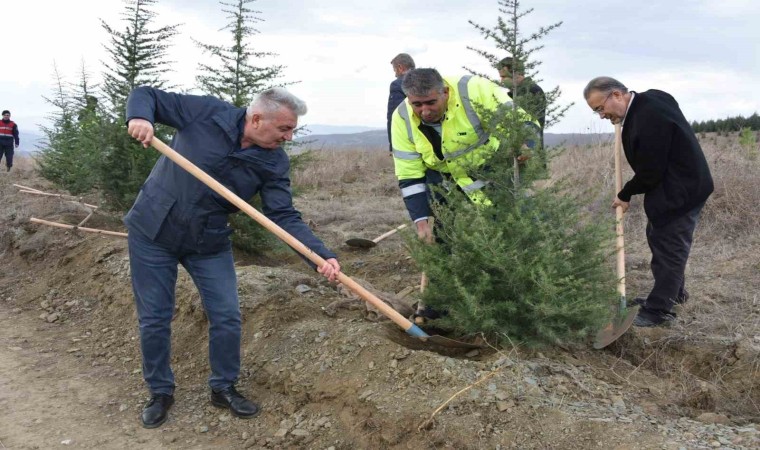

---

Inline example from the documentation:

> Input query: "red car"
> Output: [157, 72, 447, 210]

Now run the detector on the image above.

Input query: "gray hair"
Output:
[390, 53, 416, 70]
[247, 87, 307, 116]
[583, 76, 628, 99]
[401, 68, 444, 97]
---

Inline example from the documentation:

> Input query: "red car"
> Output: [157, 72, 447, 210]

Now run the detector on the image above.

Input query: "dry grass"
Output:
[8, 137, 759, 420]
[291, 149, 409, 244]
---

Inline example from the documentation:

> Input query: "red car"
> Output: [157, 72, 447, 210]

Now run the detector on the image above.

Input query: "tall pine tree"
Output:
[37, 63, 79, 189]
[194, 0, 289, 254]
[195, 0, 285, 107]
[99, 0, 180, 210]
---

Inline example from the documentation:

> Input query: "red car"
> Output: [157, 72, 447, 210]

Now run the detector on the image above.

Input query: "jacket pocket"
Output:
[124, 185, 177, 240]
[197, 214, 233, 251]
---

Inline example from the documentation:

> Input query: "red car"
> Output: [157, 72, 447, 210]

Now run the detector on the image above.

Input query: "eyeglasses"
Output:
[591, 92, 613, 115]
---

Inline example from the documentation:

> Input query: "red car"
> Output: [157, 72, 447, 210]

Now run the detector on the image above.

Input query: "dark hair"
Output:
[497, 57, 524, 74]
[391, 53, 415, 70]
[1, 110, 9, 115]
[401, 68, 444, 97]
[583, 76, 629, 99]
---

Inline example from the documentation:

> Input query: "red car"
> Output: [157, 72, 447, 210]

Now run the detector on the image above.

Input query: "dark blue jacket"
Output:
[124, 86, 336, 262]
[387, 76, 405, 151]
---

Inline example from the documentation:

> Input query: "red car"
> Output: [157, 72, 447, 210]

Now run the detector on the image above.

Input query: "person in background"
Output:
[125, 86, 341, 428]
[497, 57, 546, 163]
[387, 53, 416, 153]
[584, 76, 713, 328]
[0, 110, 19, 172]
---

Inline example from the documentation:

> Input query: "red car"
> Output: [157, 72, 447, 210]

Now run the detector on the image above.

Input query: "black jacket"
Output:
[387, 76, 405, 149]
[619, 90, 713, 226]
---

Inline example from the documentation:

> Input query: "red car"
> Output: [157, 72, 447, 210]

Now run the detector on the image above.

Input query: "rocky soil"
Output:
[1, 148, 758, 449]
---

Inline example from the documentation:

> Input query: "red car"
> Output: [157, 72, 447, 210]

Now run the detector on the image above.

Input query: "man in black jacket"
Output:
[497, 57, 546, 154]
[584, 76, 713, 327]
[387, 53, 415, 153]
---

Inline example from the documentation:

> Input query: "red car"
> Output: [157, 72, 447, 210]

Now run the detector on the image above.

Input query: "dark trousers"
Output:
[128, 229, 242, 395]
[645, 203, 704, 313]
[0, 142, 13, 169]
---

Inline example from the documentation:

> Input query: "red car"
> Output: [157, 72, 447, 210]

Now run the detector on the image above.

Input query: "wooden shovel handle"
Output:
[149, 137, 424, 335]
[613, 124, 626, 298]
[372, 223, 408, 243]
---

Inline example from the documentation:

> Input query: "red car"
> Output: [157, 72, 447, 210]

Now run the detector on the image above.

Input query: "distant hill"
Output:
[17, 131, 45, 154]
[296, 129, 614, 151]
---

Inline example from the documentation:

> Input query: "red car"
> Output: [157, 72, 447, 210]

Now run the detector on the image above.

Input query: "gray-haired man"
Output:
[125, 86, 341, 428]
[584, 76, 713, 328]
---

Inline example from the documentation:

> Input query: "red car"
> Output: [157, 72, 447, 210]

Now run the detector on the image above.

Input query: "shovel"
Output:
[149, 137, 481, 349]
[345, 223, 407, 248]
[594, 123, 639, 349]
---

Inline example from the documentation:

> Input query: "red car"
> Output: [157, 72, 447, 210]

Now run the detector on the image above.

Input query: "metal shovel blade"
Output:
[425, 334, 484, 349]
[382, 322, 484, 350]
[593, 305, 639, 349]
[344, 237, 377, 248]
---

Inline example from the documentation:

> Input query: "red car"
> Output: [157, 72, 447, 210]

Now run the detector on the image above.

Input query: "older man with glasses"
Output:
[584, 76, 713, 327]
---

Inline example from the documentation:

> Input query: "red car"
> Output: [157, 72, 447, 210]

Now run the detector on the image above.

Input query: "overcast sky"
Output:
[3, 0, 759, 139]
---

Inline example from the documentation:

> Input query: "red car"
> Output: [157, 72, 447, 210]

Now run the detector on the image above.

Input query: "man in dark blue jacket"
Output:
[125, 86, 341, 428]
[585, 77, 713, 328]
[387, 53, 415, 153]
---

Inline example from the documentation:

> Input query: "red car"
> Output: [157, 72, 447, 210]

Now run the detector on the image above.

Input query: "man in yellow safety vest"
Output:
[390, 68, 539, 243]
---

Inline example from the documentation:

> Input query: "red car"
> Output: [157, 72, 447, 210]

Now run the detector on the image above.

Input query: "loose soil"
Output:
[1, 145, 758, 449]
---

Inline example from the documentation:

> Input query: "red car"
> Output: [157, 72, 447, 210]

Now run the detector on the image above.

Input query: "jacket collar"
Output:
[211, 107, 248, 146]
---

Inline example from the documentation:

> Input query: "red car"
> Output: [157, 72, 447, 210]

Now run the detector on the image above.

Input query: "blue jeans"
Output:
[128, 230, 241, 395]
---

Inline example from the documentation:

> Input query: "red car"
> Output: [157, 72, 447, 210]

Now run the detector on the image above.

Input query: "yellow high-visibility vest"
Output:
[391, 75, 536, 205]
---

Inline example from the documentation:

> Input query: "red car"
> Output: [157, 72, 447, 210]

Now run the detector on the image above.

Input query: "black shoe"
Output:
[633, 308, 675, 328]
[210, 386, 260, 418]
[630, 297, 646, 308]
[141, 393, 174, 429]
[676, 290, 689, 305]
[5, 166, 10, 172]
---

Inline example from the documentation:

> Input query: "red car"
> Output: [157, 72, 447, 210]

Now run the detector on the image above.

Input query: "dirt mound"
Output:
[1, 148, 759, 449]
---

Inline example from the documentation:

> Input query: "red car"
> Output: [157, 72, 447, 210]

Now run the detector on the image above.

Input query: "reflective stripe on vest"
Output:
[444, 76, 492, 160]
[392, 149, 421, 160]
[396, 101, 415, 145]
[395, 76, 512, 161]
[401, 183, 427, 198]
[461, 179, 487, 193]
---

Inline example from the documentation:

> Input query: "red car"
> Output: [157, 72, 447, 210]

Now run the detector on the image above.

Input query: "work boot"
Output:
[210, 386, 260, 418]
[140, 393, 174, 429]
[633, 307, 675, 328]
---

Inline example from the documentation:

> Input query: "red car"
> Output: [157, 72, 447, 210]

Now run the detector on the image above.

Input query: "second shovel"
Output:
[345, 223, 408, 248]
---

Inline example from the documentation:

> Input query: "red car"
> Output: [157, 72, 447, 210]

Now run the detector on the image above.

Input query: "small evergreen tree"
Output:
[37, 64, 79, 188]
[99, 0, 180, 210]
[739, 127, 758, 160]
[408, 0, 616, 347]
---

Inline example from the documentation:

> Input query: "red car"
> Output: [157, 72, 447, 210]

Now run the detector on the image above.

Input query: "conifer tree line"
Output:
[38, 0, 284, 213]
[690, 112, 760, 133]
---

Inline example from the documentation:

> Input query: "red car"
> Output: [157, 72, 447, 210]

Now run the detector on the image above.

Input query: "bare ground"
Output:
[1, 135, 759, 449]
